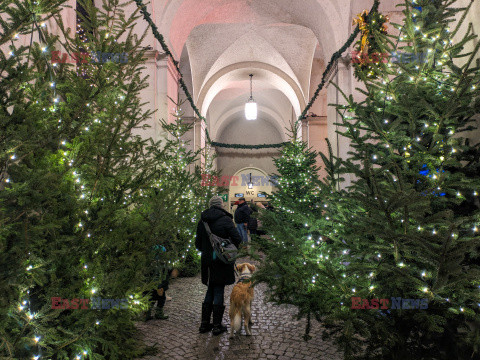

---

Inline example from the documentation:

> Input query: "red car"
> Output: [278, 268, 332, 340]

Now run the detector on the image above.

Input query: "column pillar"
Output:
[327, 58, 353, 188]
[304, 116, 328, 179]
[156, 55, 180, 136]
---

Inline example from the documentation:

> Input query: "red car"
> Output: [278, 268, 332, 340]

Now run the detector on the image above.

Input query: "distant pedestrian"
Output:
[234, 197, 251, 244]
[144, 246, 174, 321]
[195, 196, 242, 335]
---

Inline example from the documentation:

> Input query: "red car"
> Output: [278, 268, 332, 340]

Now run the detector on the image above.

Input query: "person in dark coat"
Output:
[234, 197, 252, 244]
[195, 196, 242, 335]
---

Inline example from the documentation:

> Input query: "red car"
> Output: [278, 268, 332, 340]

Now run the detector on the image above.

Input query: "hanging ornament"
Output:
[352, 10, 389, 79]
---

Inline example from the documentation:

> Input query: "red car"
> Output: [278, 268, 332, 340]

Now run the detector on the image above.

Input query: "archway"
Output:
[227, 167, 274, 212]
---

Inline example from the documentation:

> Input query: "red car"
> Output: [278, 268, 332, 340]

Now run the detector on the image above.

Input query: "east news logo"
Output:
[351, 297, 428, 310]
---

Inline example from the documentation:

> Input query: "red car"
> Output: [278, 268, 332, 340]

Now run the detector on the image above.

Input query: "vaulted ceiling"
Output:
[153, 0, 403, 142]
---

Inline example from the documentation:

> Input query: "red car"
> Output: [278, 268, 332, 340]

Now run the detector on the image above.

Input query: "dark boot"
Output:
[154, 307, 169, 320]
[199, 302, 214, 333]
[212, 304, 227, 335]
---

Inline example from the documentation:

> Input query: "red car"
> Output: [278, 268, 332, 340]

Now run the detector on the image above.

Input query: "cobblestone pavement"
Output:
[137, 258, 343, 360]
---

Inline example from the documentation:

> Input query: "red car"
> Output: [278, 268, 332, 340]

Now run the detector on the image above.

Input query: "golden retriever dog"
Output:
[229, 263, 256, 338]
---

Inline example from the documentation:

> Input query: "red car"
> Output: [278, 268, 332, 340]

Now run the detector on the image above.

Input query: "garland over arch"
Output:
[134, 0, 380, 149]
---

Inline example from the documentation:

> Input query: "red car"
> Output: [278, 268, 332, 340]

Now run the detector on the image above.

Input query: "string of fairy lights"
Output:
[8, 5, 218, 357]
[261, 2, 480, 325]
[7, 11, 68, 360]
[300, 1, 480, 315]
[7, 4, 155, 359]
[3, 0, 480, 358]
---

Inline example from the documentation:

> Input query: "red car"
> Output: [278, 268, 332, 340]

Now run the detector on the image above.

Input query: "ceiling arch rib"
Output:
[157, 0, 345, 61]
[197, 62, 306, 119]
[186, 23, 318, 100]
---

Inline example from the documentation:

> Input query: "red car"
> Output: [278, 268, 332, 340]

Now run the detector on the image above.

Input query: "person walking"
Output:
[195, 196, 242, 335]
[234, 197, 251, 244]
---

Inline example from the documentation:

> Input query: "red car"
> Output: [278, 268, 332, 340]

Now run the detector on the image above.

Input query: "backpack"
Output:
[202, 221, 238, 264]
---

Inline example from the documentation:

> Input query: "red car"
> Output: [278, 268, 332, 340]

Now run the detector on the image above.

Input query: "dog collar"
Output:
[237, 275, 252, 283]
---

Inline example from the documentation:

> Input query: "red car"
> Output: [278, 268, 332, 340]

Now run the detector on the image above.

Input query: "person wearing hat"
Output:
[195, 196, 242, 335]
[234, 197, 252, 244]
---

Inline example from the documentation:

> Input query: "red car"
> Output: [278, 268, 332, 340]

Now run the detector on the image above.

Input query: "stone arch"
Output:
[228, 166, 274, 205]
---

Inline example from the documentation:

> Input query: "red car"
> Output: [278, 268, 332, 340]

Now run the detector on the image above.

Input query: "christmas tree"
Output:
[322, 0, 480, 358]
[255, 1, 480, 358]
[141, 99, 219, 280]
[252, 127, 356, 340]
[0, 1, 211, 358]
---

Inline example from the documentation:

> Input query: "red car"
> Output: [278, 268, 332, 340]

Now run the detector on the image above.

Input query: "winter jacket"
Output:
[234, 202, 252, 224]
[195, 206, 242, 286]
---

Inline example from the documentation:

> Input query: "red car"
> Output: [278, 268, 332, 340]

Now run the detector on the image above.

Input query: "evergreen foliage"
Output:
[253, 128, 356, 341]
[256, 1, 480, 359]
[0, 1, 211, 358]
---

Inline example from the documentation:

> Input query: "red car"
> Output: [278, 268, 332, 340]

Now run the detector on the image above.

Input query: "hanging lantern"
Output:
[245, 74, 257, 120]
[247, 173, 254, 189]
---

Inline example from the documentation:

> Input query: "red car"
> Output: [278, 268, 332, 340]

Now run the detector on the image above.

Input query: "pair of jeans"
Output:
[236, 223, 248, 244]
[204, 284, 225, 306]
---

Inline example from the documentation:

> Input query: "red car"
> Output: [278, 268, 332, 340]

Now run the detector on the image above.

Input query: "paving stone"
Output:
[136, 257, 342, 360]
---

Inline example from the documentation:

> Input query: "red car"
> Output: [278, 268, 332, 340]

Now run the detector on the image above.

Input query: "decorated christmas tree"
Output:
[321, 0, 480, 358]
[142, 100, 219, 279]
[255, 1, 480, 358]
[0, 1, 212, 358]
[252, 126, 356, 340]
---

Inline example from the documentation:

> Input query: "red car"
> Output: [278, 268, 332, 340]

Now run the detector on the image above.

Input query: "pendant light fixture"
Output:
[247, 173, 254, 189]
[245, 74, 257, 121]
